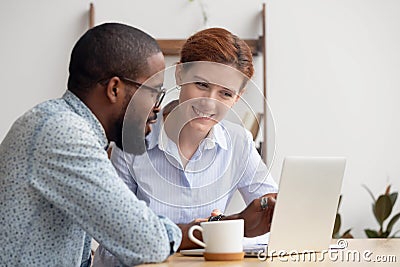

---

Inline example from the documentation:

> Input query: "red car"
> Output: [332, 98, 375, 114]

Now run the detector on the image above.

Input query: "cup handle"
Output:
[188, 225, 206, 248]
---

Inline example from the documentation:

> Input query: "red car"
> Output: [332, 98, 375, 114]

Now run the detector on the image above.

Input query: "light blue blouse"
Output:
[111, 111, 278, 224]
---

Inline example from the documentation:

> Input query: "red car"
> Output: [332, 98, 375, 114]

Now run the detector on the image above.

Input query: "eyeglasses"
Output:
[120, 77, 166, 108]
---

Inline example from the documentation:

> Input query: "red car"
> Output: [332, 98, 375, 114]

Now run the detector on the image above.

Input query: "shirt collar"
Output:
[62, 90, 108, 149]
[146, 111, 228, 151]
[202, 122, 228, 150]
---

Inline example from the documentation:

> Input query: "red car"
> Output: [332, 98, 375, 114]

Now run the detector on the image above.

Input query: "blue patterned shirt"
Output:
[0, 90, 181, 267]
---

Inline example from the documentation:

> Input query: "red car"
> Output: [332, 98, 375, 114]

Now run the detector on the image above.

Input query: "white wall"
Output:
[1, 0, 399, 238]
[267, 0, 400, 238]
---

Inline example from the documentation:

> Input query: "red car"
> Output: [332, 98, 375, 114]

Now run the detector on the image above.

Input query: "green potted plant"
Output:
[333, 195, 353, 238]
[363, 185, 400, 238]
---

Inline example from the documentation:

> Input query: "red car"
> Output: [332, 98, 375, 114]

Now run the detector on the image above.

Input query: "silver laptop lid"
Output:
[267, 157, 346, 256]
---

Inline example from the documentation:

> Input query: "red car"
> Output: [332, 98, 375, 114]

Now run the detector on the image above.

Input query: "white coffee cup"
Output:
[188, 219, 244, 260]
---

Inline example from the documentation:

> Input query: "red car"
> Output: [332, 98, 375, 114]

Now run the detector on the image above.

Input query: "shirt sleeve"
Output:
[93, 216, 180, 267]
[158, 216, 181, 254]
[29, 114, 182, 266]
[237, 130, 278, 205]
[94, 144, 181, 266]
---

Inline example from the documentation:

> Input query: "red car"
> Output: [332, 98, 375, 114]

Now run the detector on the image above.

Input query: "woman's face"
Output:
[176, 62, 245, 133]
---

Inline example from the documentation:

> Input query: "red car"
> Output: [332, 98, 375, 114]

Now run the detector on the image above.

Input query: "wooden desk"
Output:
[137, 239, 399, 266]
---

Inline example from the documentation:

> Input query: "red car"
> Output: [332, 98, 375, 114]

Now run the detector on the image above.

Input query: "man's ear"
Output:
[106, 77, 123, 103]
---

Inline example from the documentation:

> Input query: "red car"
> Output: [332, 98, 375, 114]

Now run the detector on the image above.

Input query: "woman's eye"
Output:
[222, 91, 233, 98]
[195, 82, 209, 89]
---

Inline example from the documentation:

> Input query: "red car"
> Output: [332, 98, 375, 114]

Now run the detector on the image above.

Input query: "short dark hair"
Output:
[67, 23, 160, 92]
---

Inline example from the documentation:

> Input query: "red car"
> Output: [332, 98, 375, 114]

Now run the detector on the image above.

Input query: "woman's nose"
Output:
[198, 96, 217, 109]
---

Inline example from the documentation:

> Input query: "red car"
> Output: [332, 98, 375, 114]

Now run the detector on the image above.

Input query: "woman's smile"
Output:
[192, 106, 215, 120]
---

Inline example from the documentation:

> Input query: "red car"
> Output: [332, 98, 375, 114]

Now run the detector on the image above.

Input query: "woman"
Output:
[94, 28, 277, 266]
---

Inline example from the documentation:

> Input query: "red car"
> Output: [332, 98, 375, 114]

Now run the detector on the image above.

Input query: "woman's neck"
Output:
[164, 112, 209, 168]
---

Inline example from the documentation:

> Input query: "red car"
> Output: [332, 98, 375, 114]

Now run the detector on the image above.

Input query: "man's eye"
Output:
[144, 85, 161, 94]
[153, 86, 163, 91]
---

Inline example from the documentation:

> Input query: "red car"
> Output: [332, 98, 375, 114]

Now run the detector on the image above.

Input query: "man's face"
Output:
[120, 52, 165, 154]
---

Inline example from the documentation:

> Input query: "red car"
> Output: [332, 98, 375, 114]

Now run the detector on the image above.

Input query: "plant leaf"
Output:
[389, 192, 398, 206]
[374, 195, 393, 225]
[362, 184, 376, 202]
[342, 229, 353, 238]
[365, 229, 379, 238]
[386, 212, 400, 234]
[336, 195, 343, 213]
[381, 231, 390, 238]
[333, 213, 341, 237]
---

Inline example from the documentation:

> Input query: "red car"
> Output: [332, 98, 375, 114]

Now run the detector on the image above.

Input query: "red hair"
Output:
[180, 28, 254, 80]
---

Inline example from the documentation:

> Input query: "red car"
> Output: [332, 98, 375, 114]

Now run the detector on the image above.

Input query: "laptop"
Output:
[181, 156, 346, 258]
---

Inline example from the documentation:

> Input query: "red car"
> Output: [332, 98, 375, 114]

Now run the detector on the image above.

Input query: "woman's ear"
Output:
[234, 88, 246, 104]
[175, 63, 183, 85]
[106, 77, 123, 103]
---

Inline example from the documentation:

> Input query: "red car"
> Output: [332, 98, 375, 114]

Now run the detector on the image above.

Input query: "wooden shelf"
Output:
[157, 38, 263, 56]
[156, 39, 186, 56]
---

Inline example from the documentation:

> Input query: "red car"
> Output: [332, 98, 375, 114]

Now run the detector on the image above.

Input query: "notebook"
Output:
[180, 156, 346, 258]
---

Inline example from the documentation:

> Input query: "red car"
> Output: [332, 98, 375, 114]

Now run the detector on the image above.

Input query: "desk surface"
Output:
[137, 239, 399, 266]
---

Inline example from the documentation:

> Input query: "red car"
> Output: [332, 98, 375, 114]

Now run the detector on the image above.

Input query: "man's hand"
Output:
[177, 218, 207, 250]
[225, 193, 277, 237]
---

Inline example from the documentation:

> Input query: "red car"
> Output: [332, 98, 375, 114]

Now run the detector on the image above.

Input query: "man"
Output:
[0, 23, 181, 266]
